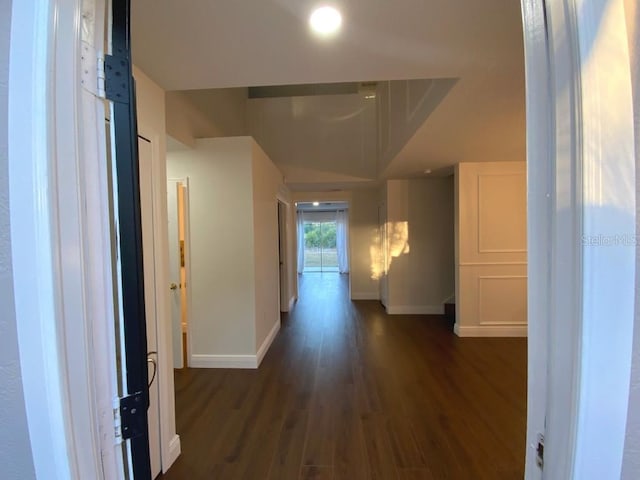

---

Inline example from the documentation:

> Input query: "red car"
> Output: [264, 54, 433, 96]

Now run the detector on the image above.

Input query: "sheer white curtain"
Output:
[336, 210, 349, 273]
[296, 211, 305, 274]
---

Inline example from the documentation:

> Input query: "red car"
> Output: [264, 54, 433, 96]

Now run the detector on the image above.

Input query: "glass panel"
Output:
[304, 221, 338, 272]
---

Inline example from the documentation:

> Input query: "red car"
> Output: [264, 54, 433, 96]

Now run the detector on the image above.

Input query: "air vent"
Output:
[248, 82, 378, 99]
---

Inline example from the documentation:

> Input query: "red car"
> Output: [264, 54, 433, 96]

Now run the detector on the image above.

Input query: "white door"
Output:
[167, 179, 184, 369]
[138, 137, 162, 479]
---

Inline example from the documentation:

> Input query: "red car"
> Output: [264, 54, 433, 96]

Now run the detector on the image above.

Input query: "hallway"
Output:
[160, 273, 526, 479]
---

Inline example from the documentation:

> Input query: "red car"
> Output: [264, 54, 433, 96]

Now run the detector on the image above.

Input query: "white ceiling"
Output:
[133, 0, 525, 187]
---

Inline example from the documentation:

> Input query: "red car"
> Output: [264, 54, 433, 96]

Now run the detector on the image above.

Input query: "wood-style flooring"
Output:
[159, 273, 527, 479]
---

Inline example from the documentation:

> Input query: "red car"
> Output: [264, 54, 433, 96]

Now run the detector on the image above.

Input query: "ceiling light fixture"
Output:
[424, 169, 432, 175]
[309, 6, 342, 37]
[313, 201, 320, 206]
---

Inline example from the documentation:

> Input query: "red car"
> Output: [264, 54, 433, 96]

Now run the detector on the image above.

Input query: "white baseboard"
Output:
[190, 354, 258, 369]
[385, 304, 444, 315]
[163, 434, 181, 473]
[454, 324, 528, 337]
[288, 295, 297, 311]
[256, 320, 281, 367]
[189, 320, 281, 369]
[351, 291, 380, 300]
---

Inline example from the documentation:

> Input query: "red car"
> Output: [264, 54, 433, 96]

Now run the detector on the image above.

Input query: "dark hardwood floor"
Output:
[159, 273, 527, 480]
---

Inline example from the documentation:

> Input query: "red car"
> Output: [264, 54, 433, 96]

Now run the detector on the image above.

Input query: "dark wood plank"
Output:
[300, 465, 334, 480]
[267, 409, 310, 479]
[159, 273, 526, 480]
[396, 468, 436, 480]
[360, 413, 399, 480]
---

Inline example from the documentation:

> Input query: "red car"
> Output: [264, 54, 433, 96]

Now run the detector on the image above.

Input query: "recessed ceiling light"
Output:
[309, 6, 342, 37]
[313, 201, 320, 206]
[424, 169, 432, 174]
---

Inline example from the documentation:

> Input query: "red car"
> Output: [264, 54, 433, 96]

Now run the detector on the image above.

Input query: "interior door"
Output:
[278, 201, 287, 311]
[138, 136, 162, 478]
[167, 179, 183, 369]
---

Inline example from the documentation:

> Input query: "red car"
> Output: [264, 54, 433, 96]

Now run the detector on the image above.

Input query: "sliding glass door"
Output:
[303, 221, 338, 272]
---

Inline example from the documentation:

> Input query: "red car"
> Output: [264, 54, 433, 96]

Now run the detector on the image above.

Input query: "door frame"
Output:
[522, 0, 636, 478]
[277, 199, 290, 312]
[6, 0, 637, 479]
[139, 128, 182, 473]
[293, 192, 353, 297]
[7, 0, 126, 478]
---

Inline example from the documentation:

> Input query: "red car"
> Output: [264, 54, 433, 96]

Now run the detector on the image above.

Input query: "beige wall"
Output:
[292, 188, 382, 300]
[454, 161, 527, 336]
[377, 79, 457, 175]
[382, 178, 455, 314]
[252, 140, 286, 351]
[167, 138, 256, 358]
[378, 182, 389, 305]
[166, 88, 247, 147]
[350, 188, 381, 299]
[167, 136, 287, 366]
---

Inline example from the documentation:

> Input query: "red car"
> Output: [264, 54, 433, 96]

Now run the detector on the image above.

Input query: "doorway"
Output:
[7, 1, 637, 479]
[167, 178, 191, 369]
[303, 220, 339, 272]
[296, 201, 350, 278]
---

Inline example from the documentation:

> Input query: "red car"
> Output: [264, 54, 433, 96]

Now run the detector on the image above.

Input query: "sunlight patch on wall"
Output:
[370, 221, 410, 280]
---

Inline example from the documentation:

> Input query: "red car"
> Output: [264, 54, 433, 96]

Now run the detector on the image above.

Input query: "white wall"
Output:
[376, 79, 457, 174]
[454, 161, 527, 337]
[248, 94, 377, 186]
[167, 138, 256, 357]
[167, 136, 287, 367]
[624, 0, 640, 476]
[166, 88, 248, 148]
[251, 140, 285, 351]
[0, 0, 36, 476]
[382, 178, 455, 314]
[378, 182, 389, 306]
[347, 188, 381, 300]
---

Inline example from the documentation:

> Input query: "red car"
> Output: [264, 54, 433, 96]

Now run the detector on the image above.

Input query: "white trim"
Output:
[190, 320, 280, 369]
[351, 292, 380, 300]
[573, 0, 635, 477]
[165, 435, 182, 474]
[9, 1, 75, 475]
[385, 305, 444, 315]
[9, 0, 122, 478]
[191, 354, 261, 369]
[288, 295, 297, 311]
[521, 0, 556, 477]
[522, 0, 636, 478]
[256, 320, 281, 367]
[459, 261, 528, 266]
[454, 324, 528, 337]
[143, 131, 181, 474]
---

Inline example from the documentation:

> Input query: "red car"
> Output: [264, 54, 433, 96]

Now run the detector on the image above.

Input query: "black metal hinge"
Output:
[104, 54, 131, 104]
[536, 433, 544, 469]
[119, 391, 146, 440]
